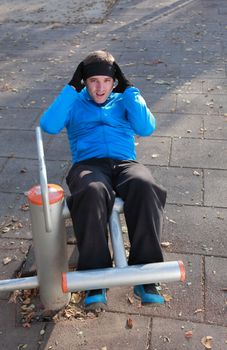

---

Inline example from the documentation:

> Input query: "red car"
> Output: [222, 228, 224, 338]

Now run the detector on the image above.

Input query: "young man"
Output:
[40, 50, 167, 311]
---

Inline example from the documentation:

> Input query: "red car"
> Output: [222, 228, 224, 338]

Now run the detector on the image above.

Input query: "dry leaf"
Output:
[20, 203, 29, 211]
[2, 257, 12, 265]
[126, 318, 133, 329]
[185, 330, 193, 338]
[70, 293, 82, 304]
[168, 219, 176, 224]
[22, 323, 31, 328]
[163, 294, 173, 302]
[201, 336, 213, 349]
[161, 241, 172, 248]
[127, 296, 134, 304]
[194, 308, 203, 314]
[163, 336, 170, 343]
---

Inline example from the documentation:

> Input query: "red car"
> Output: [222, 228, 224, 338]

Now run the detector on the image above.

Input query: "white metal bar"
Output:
[36, 126, 52, 232]
[0, 276, 39, 292]
[62, 260, 185, 292]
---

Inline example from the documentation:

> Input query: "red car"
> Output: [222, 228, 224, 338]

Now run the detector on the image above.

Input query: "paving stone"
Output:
[204, 169, 227, 207]
[0, 157, 7, 172]
[131, 77, 203, 95]
[0, 107, 41, 129]
[0, 238, 31, 299]
[0, 300, 45, 350]
[151, 317, 227, 350]
[170, 138, 227, 170]
[45, 132, 72, 161]
[205, 256, 227, 326]
[0, 89, 29, 108]
[176, 93, 227, 115]
[143, 92, 177, 113]
[0, 193, 32, 240]
[179, 63, 226, 79]
[155, 113, 203, 138]
[204, 115, 227, 140]
[162, 204, 227, 257]
[0, 130, 37, 158]
[136, 136, 171, 166]
[23, 88, 64, 109]
[43, 312, 150, 350]
[108, 253, 204, 323]
[0, 158, 70, 193]
[0, 192, 19, 219]
[138, 63, 181, 78]
[0, 0, 117, 24]
[148, 166, 203, 205]
[202, 79, 227, 95]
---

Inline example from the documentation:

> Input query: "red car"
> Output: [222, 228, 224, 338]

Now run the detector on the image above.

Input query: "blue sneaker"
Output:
[134, 284, 164, 304]
[84, 289, 107, 311]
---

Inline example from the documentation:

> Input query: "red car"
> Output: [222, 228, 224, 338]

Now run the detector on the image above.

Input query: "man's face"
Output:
[85, 75, 114, 104]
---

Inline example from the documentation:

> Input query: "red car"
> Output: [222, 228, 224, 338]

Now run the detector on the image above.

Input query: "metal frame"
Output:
[0, 127, 186, 310]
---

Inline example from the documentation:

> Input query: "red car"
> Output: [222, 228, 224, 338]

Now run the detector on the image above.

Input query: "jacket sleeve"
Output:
[122, 87, 156, 136]
[40, 85, 78, 134]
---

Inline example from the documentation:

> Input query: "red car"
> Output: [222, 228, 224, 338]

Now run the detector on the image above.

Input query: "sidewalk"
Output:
[0, 0, 227, 349]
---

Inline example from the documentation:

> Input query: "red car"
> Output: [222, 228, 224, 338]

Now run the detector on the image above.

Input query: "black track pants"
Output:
[66, 158, 167, 271]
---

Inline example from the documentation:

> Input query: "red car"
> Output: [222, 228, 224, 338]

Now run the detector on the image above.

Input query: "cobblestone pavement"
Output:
[0, 0, 227, 349]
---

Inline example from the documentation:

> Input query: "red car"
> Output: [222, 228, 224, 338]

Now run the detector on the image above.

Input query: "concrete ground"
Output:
[0, 0, 227, 349]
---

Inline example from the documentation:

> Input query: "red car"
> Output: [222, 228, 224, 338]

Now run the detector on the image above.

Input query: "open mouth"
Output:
[96, 92, 105, 98]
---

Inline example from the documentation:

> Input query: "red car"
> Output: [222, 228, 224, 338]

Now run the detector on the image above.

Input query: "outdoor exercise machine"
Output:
[0, 126, 186, 310]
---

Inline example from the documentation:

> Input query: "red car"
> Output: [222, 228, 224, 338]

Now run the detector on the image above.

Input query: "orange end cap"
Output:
[27, 184, 64, 206]
[62, 272, 68, 293]
[178, 260, 186, 282]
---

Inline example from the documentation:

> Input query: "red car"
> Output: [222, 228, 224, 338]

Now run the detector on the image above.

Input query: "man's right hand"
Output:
[69, 62, 84, 92]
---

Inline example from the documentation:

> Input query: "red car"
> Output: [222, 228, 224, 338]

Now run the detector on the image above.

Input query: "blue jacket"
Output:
[40, 85, 156, 164]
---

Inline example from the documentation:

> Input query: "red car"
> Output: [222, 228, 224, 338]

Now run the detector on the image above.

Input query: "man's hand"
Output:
[69, 62, 85, 92]
[112, 62, 133, 93]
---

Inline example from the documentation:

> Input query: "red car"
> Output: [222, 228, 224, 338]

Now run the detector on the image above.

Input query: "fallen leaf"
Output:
[194, 308, 204, 314]
[185, 330, 193, 338]
[1, 227, 10, 233]
[127, 296, 134, 304]
[22, 323, 31, 328]
[2, 257, 12, 265]
[163, 294, 173, 302]
[193, 170, 201, 176]
[20, 203, 29, 211]
[144, 60, 164, 65]
[126, 318, 133, 329]
[163, 336, 170, 343]
[168, 219, 176, 224]
[154, 80, 171, 85]
[201, 336, 213, 349]
[70, 292, 82, 304]
[161, 241, 172, 248]
[18, 345, 28, 350]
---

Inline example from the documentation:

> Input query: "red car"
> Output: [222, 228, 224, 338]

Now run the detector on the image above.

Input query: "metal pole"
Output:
[0, 276, 39, 292]
[62, 260, 185, 293]
[36, 126, 52, 233]
[26, 127, 71, 310]
[109, 198, 128, 268]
